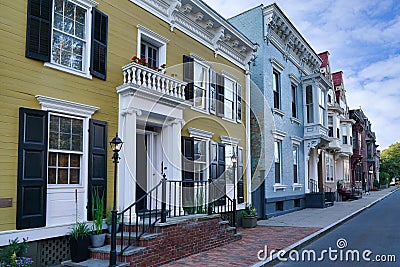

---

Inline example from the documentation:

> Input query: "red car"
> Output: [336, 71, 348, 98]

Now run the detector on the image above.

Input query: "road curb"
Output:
[252, 187, 398, 267]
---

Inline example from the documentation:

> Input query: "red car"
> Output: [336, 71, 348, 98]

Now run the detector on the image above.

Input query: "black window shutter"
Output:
[17, 108, 48, 230]
[25, 0, 52, 61]
[181, 136, 194, 181]
[236, 83, 242, 122]
[91, 8, 108, 80]
[215, 143, 226, 205]
[209, 69, 217, 114]
[216, 73, 225, 117]
[88, 119, 108, 220]
[183, 55, 194, 101]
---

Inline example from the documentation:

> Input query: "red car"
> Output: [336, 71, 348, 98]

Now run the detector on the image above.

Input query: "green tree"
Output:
[380, 142, 400, 179]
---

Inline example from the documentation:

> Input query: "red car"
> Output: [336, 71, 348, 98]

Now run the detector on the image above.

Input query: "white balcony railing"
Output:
[122, 62, 187, 100]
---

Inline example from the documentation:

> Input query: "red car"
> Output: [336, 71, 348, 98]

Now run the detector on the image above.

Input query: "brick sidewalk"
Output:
[162, 226, 320, 267]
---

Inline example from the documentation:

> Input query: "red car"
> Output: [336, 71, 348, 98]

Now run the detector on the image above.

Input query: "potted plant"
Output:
[90, 189, 106, 248]
[241, 203, 257, 228]
[105, 209, 121, 233]
[68, 221, 91, 262]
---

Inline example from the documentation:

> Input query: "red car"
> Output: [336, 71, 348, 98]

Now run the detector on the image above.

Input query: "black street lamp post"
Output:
[109, 134, 123, 267]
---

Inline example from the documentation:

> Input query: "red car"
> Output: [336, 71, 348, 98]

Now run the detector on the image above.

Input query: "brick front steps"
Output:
[62, 214, 240, 267]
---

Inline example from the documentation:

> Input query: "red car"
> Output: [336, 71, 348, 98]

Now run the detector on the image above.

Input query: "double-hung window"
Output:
[291, 84, 297, 118]
[293, 146, 298, 183]
[183, 55, 242, 123]
[51, 0, 87, 72]
[48, 114, 83, 185]
[328, 116, 334, 137]
[273, 71, 280, 109]
[140, 41, 158, 68]
[224, 77, 236, 120]
[193, 61, 208, 110]
[342, 126, 348, 144]
[193, 139, 207, 181]
[306, 85, 314, 123]
[274, 141, 281, 184]
[319, 87, 326, 125]
[26, 0, 108, 79]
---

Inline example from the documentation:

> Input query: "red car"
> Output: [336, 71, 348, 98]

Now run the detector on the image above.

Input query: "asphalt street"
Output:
[274, 189, 400, 267]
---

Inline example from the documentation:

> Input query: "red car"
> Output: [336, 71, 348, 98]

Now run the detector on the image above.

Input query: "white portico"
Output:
[116, 63, 189, 211]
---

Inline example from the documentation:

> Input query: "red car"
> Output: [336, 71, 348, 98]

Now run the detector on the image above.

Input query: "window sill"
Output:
[291, 117, 301, 125]
[272, 108, 285, 117]
[273, 183, 287, 192]
[44, 62, 92, 80]
[191, 106, 210, 115]
[292, 183, 303, 191]
[221, 116, 238, 124]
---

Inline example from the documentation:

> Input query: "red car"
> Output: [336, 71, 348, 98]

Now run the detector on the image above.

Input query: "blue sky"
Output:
[203, 0, 400, 150]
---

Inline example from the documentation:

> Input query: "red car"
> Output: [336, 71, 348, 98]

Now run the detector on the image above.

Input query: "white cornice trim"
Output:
[70, 0, 98, 8]
[130, 0, 255, 70]
[289, 73, 301, 85]
[272, 130, 287, 141]
[188, 127, 214, 139]
[291, 136, 303, 145]
[263, 4, 321, 72]
[220, 136, 240, 145]
[36, 95, 99, 118]
[270, 58, 285, 72]
[137, 24, 170, 44]
[190, 53, 212, 67]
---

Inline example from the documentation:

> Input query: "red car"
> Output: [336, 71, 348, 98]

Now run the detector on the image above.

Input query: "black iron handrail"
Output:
[165, 179, 236, 229]
[116, 180, 163, 254]
[309, 179, 332, 193]
[111, 176, 237, 257]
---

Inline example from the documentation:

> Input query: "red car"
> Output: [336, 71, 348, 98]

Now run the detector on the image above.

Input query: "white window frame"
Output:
[192, 59, 210, 111]
[48, 113, 84, 186]
[137, 24, 169, 69]
[35, 95, 99, 190]
[45, 0, 98, 79]
[221, 72, 239, 122]
[325, 155, 334, 182]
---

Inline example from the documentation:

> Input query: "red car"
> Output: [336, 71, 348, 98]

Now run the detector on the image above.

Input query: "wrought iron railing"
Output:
[116, 180, 163, 254]
[112, 176, 236, 256]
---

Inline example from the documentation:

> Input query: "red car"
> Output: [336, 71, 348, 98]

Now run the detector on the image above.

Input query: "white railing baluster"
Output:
[121, 63, 187, 100]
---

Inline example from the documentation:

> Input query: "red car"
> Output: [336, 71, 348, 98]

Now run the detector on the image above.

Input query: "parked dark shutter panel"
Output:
[17, 108, 48, 229]
[216, 73, 225, 117]
[183, 55, 194, 101]
[88, 119, 108, 220]
[25, 0, 52, 61]
[90, 8, 108, 80]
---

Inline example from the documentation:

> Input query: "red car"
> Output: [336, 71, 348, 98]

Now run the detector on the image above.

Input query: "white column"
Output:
[162, 119, 183, 181]
[245, 69, 252, 204]
[118, 107, 141, 211]
[304, 155, 310, 193]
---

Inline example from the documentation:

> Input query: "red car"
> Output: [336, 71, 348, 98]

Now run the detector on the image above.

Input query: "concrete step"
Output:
[105, 232, 162, 246]
[62, 259, 128, 267]
[90, 244, 146, 257]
